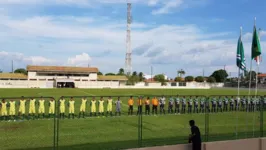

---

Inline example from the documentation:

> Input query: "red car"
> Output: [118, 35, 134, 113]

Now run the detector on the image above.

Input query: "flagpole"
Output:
[236, 26, 242, 139]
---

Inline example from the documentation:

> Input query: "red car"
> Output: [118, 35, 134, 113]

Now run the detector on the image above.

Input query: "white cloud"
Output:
[152, 0, 184, 15]
[0, 11, 265, 77]
[67, 53, 91, 67]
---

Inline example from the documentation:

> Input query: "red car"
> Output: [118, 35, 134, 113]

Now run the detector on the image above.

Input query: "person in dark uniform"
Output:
[230, 96, 234, 111]
[189, 120, 201, 150]
[188, 97, 193, 114]
[175, 95, 180, 114]
[182, 96, 186, 114]
[223, 96, 228, 112]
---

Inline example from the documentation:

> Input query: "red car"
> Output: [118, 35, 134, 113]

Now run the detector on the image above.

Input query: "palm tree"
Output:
[117, 68, 125, 75]
[177, 69, 185, 77]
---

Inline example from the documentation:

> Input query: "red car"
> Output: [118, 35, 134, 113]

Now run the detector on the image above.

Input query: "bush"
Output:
[195, 76, 204, 82]
[207, 77, 216, 83]
[185, 76, 194, 82]
[174, 77, 182, 82]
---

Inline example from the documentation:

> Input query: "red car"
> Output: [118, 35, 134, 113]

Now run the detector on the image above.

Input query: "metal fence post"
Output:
[260, 96, 263, 137]
[53, 97, 56, 150]
[56, 98, 60, 150]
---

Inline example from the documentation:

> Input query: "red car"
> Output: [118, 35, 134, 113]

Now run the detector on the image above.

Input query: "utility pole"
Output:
[12, 60, 14, 73]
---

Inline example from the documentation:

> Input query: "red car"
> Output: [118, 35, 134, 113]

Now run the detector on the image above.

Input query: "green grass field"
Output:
[0, 88, 265, 150]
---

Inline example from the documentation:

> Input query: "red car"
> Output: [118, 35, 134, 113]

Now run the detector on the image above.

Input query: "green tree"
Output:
[195, 76, 204, 82]
[185, 76, 194, 82]
[117, 68, 125, 75]
[207, 77, 216, 83]
[245, 71, 256, 81]
[14, 68, 27, 75]
[0, 70, 2, 73]
[138, 72, 144, 81]
[105, 73, 115, 76]
[132, 71, 137, 76]
[175, 77, 182, 82]
[210, 69, 228, 82]
[154, 74, 165, 82]
[97, 72, 103, 75]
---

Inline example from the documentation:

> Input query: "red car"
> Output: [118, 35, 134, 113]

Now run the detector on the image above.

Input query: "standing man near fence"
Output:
[59, 97, 66, 119]
[159, 95, 166, 115]
[29, 98, 36, 120]
[90, 97, 97, 116]
[152, 96, 158, 115]
[188, 120, 202, 150]
[182, 96, 186, 114]
[145, 97, 150, 115]
[79, 97, 87, 118]
[98, 97, 105, 116]
[128, 96, 134, 115]
[230, 96, 234, 111]
[188, 96, 193, 114]
[9, 99, 16, 121]
[1, 99, 8, 121]
[193, 96, 199, 113]
[48, 98, 55, 118]
[38, 97, 45, 119]
[175, 95, 180, 114]
[106, 96, 113, 116]
[18, 97, 26, 120]
[168, 96, 174, 114]
[137, 96, 143, 115]
[223, 96, 228, 112]
[218, 97, 222, 112]
[115, 97, 122, 116]
[200, 97, 205, 113]
[68, 97, 75, 119]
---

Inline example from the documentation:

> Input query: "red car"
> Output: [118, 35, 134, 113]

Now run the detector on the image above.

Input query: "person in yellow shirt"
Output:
[152, 96, 159, 115]
[128, 96, 134, 115]
[1, 99, 8, 121]
[18, 96, 26, 120]
[68, 97, 75, 119]
[137, 96, 144, 115]
[98, 97, 104, 116]
[9, 99, 16, 120]
[48, 98, 55, 118]
[145, 97, 151, 115]
[106, 96, 113, 116]
[59, 97, 66, 119]
[38, 97, 46, 118]
[90, 97, 97, 116]
[29, 98, 36, 119]
[79, 97, 87, 118]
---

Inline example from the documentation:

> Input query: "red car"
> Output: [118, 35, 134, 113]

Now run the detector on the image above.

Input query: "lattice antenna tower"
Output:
[125, 1, 132, 75]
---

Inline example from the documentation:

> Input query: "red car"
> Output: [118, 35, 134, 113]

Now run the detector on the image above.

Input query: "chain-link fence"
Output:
[0, 95, 265, 150]
[0, 96, 56, 150]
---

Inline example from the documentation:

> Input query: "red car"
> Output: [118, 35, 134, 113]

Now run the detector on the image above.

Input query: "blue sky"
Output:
[0, 0, 265, 78]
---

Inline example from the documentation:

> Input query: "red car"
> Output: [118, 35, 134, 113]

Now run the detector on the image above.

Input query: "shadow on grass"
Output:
[10, 131, 263, 150]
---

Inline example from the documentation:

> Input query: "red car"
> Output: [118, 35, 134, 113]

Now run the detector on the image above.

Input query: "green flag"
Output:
[236, 35, 246, 71]
[251, 26, 261, 63]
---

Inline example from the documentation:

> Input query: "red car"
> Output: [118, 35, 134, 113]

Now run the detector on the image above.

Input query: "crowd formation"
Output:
[0, 95, 266, 121]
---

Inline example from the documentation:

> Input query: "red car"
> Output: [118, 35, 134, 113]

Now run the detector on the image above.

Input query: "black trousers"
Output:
[168, 105, 173, 114]
[128, 106, 133, 115]
[192, 142, 201, 150]
[137, 106, 142, 115]
[175, 105, 180, 113]
[182, 105, 186, 114]
[152, 105, 158, 114]
[200, 105, 204, 113]
[145, 105, 150, 115]
[160, 104, 165, 114]
[194, 106, 198, 113]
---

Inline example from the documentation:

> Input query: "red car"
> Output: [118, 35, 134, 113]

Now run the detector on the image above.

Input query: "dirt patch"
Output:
[0, 124, 23, 131]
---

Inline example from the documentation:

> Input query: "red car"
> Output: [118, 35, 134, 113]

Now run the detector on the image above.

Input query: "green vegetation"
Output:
[0, 88, 265, 150]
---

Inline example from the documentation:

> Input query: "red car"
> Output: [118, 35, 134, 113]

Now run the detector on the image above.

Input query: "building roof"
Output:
[27, 65, 98, 73]
[258, 74, 266, 77]
[0, 73, 27, 79]
[97, 75, 128, 81]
